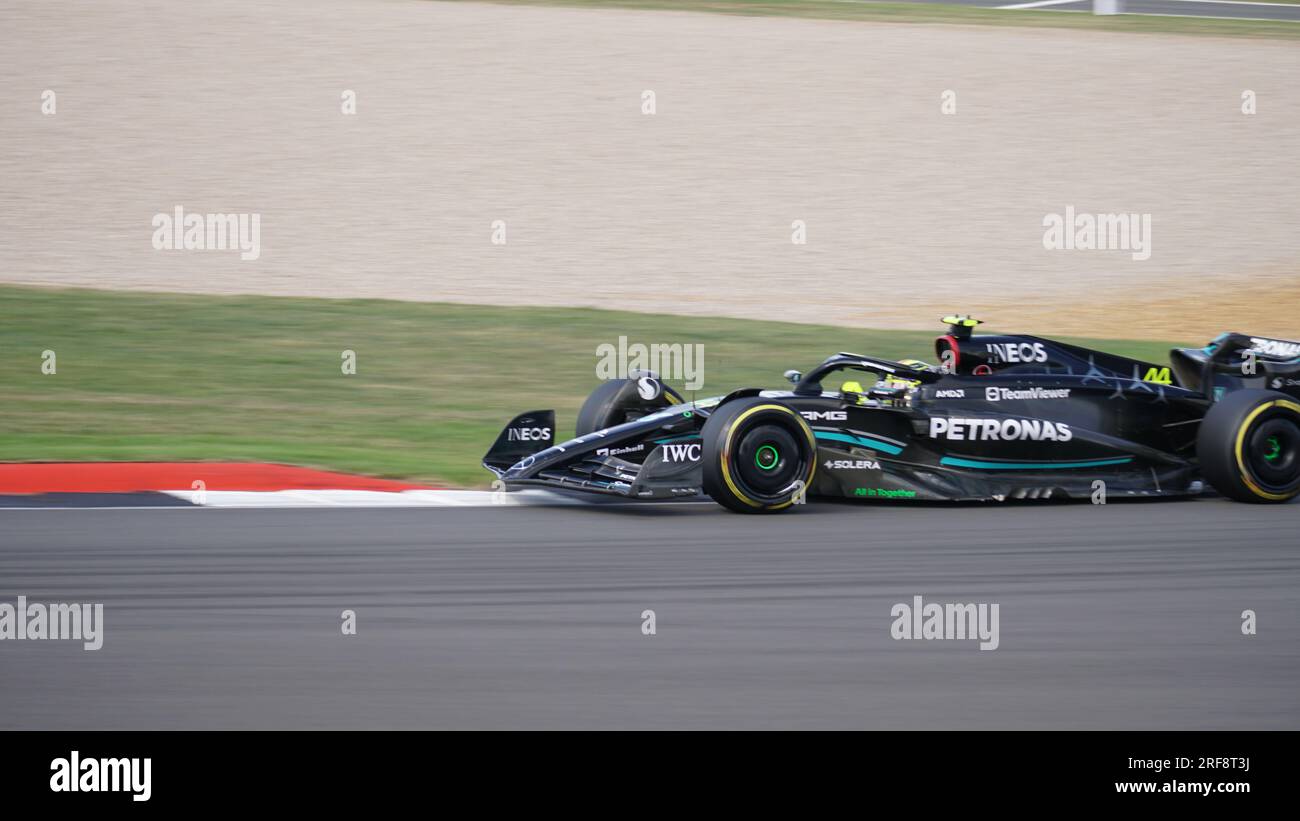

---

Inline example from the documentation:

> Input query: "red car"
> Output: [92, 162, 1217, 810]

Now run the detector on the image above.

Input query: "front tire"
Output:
[701, 398, 817, 513]
[575, 378, 676, 437]
[1198, 390, 1300, 503]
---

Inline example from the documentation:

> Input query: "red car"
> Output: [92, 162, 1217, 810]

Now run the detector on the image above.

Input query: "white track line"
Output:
[0, 504, 194, 511]
[999, 0, 1300, 8]
[1107, 10, 1300, 18]
[1142, 0, 1300, 6]
[0, 489, 716, 510]
[281, 490, 346, 506]
[155, 489, 602, 508]
[998, 0, 1084, 8]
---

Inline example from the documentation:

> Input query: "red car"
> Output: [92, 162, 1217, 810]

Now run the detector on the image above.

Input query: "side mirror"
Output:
[784, 369, 802, 384]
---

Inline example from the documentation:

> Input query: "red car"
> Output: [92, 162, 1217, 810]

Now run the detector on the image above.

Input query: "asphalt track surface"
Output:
[2, 496, 1297, 729]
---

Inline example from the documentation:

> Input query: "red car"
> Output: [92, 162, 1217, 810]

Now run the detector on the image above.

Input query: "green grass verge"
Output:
[0, 285, 1185, 487]
[446, 0, 1300, 40]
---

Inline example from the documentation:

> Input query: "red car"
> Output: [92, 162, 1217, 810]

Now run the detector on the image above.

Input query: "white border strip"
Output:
[0, 489, 720, 510]
[998, 0, 1082, 9]
[148, 488, 674, 508]
[999, 0, 1300, 7]
[158, 489, 526, 507]
[1104, 10, 1300, 18]
[1142, 0, 1300, 7]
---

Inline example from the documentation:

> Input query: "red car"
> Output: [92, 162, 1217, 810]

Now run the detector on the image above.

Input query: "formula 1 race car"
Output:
[484, 317, 1300, 512]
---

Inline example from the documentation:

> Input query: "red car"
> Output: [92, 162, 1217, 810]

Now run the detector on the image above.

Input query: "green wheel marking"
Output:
[755, 444, 779, 470]
[1263, 435, 1281, 463]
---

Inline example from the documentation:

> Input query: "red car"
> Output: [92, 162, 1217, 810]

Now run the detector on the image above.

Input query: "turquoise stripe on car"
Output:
[939, 456, 1134, 471]
[813, 431, 904, 455]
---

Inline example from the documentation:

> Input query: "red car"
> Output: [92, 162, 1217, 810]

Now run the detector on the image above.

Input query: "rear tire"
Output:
[701, 398, 817, 513]
[1197, 390, 1300, 503]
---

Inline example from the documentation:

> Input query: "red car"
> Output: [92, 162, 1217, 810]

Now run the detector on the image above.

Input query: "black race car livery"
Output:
[485, 317, 1300, 513]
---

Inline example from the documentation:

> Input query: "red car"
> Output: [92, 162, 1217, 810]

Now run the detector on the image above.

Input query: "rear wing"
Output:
[1171, 333, 1300, 400]
[1236, 334, 1300, 363]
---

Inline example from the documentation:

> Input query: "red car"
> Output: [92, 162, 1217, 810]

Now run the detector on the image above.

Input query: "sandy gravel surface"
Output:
[1, 0, 1297, 340]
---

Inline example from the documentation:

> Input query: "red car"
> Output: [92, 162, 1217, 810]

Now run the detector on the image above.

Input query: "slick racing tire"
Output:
[701, 398, 817, 513]
[575, 377, 676, 437]
[1198, 390, 1300, 504]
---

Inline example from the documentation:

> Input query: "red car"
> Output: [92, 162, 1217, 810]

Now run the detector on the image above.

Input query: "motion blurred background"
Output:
[1, 0, 1298, 483]
[2, 0, 1299, 735]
